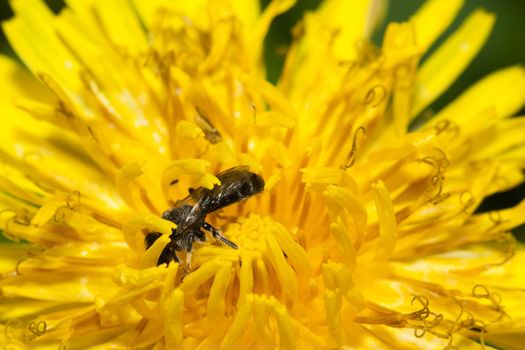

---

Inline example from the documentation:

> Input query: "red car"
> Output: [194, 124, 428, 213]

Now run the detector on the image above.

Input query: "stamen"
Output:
[24, 174, 58, 194]
[328, 220, 356, 270]
[488, 210, 506, 228]
[253, 111, 295, 129]
[179, 260, 227, 294]
[434, 119, 460, 139]
[238, 255, 254, 304]
[36, 72, 75, 113]
[472, 284, 490, 298]
[265, 233, 298, 303]
[159, 263, 179, 308]
[361, 85, 388, 107]
[140, 234, 171, 268]
[433, 148, 450, 168]
[26, 321, 47, 340]
[5, 319, 26, 344]
[161, 159, 219, 204]
[406, 295, 445, 339]
[86, 125, 99, 142]
[265, 169, 282, 192]
[301, 167, 355, 189]
[2, 209, 31, 242]
[250, 103, 257, 124]
[79, 71, 133, 138]
[122, 214, 175, 250]
[267, 142, 292, 167]
[255, 257, 271, 294]
[444, 339, 460, 350]
[206, 263, 232, 322]
[15, 244, 46, 276]
[410, 295, 430, 319]
[195, 107, 222, 144]
[221, 294, 254, 349]
[471, 284, 509, 321]
[267, 296, 295, 350]
[13, 98, 69, 129]
[164, 290, 184, 347]
[459, 191, 475, 214]
[412, 313, 443, 338]
[297, 191, 311, 229]
[128, 318, 149, 349]
[143, 49, 175, 83]
[393, 63, 413, 90]
[454, 231, 516, 275]
[419, 155, 450, 204]
[199, 15, 235, 73]
[340, 126, 366, 170]
[448, 297, 465, 336]
[253, 295, 274, 348]
[324, 289, 345, 345]
[470, 319, 487, 348]
[4, 318, 47, 342]
[55, 190, 82, 223]
[340, 61, 358, 81]
[322, 262, 364, 310]
[372, 181, 396, 260]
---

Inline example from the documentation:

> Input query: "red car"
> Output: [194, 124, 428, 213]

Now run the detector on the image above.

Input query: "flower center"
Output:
[189, 214, 313, 308]
[226, 214, 270, 254]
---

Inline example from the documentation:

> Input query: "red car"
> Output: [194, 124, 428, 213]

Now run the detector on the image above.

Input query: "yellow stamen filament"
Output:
[164, 290, 184, 347]
[372, 181, 397, 260]
[340, 126, 366, 170]
[122, 214, 175, 250]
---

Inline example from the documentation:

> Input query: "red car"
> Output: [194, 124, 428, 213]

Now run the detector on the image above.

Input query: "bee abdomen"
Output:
[145, 232, 162, 249]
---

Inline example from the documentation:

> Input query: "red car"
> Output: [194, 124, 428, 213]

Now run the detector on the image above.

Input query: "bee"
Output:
[145, 166, 265, 266]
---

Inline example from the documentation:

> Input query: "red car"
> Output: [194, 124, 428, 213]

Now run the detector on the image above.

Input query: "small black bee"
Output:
[145, 166, 265, 266]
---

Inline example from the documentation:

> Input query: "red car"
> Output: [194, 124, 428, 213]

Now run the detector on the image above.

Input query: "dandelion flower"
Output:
[1, 0, 525, 349]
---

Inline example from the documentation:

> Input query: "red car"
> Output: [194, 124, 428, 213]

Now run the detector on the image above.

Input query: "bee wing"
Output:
[179, 201, 204, 230]
[178, 166, 257, 228]
[215, 166, 251, 183]
[185, 186, 210, 203]
[173, 195, 196, 208]
[187, 166, 251, 203]
[196, 166, 263, 213]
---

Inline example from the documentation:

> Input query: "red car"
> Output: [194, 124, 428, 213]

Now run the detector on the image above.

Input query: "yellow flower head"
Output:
[1, 0, 525, 349]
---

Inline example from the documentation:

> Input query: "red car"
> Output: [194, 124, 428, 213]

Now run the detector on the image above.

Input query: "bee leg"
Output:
[172, 246, 180, 264]
[215, 210, 235, 221]
[195, 229, 207, 242]
[157, 242, 178, 266]
[145, 231, 162, 249]
[201, 221, 238, 249]
[181, 234, 195, 275]
[185, 250, 192, 273]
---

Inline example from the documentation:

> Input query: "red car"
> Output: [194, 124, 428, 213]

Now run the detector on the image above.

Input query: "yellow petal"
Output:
[432, 66, 525, 126]
[413, 9, 495, 116]
[410, 0, 464, 52]
[316, 0, 374, 61]
[81, 0, 148, 50]
[3, 0, 82, 92]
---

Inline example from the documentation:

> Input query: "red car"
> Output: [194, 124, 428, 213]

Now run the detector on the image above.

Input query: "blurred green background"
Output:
[0, 0, 524, 233]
